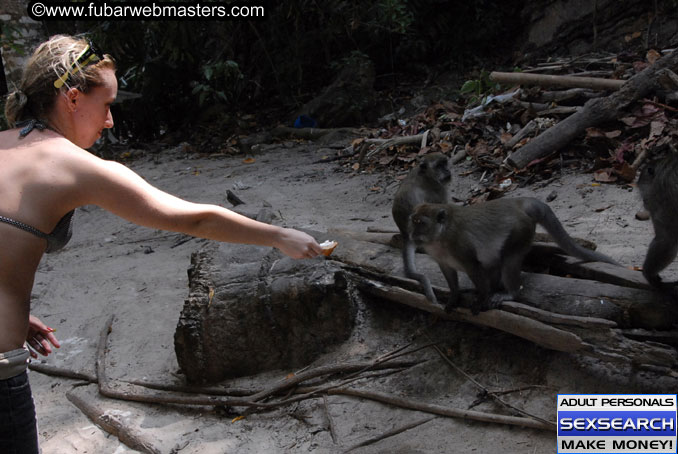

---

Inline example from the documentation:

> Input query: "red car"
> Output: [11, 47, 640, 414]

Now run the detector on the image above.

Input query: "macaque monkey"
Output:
[392, 153, 451, 304]
[638, 154, 678, 292]
[410, 198, 619, 314]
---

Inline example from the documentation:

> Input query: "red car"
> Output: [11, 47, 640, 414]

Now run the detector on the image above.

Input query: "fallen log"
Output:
[174, 244, 358, 383]
[356, 277, 587, 353]
[66, 385, 162, 454]
[490, 71, 624, 91]
[505, 49, 678, 169]
[356, 273, 677, 369]
[527, 247, 651, 290]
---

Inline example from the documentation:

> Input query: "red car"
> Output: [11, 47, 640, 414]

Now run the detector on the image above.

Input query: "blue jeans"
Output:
[0, 371, 39, 454]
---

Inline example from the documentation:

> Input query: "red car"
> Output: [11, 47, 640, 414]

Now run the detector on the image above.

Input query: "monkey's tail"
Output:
[527, 199, 620, 266]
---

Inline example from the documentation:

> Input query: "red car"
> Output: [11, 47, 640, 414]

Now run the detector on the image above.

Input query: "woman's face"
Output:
[71, 67, 117, 148]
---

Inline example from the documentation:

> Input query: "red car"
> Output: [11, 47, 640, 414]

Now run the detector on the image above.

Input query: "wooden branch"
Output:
[506, 49, 678, 169]
[124, 380, 255, 397]
[529, 251, 651, 290]
[364, 130, 456, 157]
[328, 228, 398, 248]
[536, 88, 602, 103]
[430, 343, 554, 428]
[327, 388, 555, 432]
[66, 386, 162, 454]
[94, 316, 426, 411]
[96, 316, 262, 408]
[28, 362, 97, 382]
[323, 395, 339, 444]
[356, 277, 586, 353]
[500, 301, 617, 329]
[536, 106, 581, 116]
[505, 119, 538, 148]
[343, 416, 436, 452]
[244, 342, 433, 406]
[27, 361, 257, 397]
[450, 146, 467, 164]
[490, 71, 625, 91]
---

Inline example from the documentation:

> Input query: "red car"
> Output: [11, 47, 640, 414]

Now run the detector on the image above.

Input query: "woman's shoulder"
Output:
[1, 129, 80, 155]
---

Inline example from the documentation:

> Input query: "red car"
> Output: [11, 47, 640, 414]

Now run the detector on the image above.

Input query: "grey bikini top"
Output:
[0, 210, 75, 253]
[4, 119, 74, 253]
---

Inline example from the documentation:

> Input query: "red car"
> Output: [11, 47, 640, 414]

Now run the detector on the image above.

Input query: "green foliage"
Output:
[191, 60, 244, 107]
[460, 70, 496, 105]
[0, 23, 27, 55]
[40, 0, 526, 139]
[377, 0, 414, 34]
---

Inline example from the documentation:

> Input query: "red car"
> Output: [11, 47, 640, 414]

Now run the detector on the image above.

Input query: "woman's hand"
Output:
[27, 314, 60, 359]
[274, 228, 323, 259]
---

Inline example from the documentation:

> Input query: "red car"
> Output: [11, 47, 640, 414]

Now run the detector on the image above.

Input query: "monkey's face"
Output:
[409, 204, 446, 245]
[432, 158, 452, 184]
[419, 153, 451, 185]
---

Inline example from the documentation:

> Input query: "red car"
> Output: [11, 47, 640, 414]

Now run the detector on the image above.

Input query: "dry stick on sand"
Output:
[245, 342, 432, 404]
[429, 343, 556, 429]
[66, 315, 163, 454]
[66, 387, 162, 454]
[505, 49, 678, 169]
[323, 395, 339, 444]
[93, 316, 421, 410]
[29, 361, 257, 397]
[29, 362, 97, 383]
[289, 372, 555, 432]
[68, 313, 555, 447]
[343, 416, 437, 453]
[324, 388, 555, 432]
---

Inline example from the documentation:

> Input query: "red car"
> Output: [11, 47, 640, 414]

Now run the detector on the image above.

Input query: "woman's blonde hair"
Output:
[4, 35, 116, 127]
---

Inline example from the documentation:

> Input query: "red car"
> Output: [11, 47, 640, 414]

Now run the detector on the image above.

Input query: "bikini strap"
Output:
[16, 119, 49, 139]
[0, 214, 48, 239]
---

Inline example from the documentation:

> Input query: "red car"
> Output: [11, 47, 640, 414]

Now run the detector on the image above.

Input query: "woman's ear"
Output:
[64, 87, 80, 112]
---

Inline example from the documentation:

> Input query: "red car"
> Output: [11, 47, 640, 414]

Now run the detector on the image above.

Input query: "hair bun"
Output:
[13, 89, 27, 102]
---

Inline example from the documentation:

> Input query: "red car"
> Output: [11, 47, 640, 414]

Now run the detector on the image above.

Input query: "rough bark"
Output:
[174, 243, 357, 384]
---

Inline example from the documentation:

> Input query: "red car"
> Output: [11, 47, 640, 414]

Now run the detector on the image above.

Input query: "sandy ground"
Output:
[27, 139, 677, 453]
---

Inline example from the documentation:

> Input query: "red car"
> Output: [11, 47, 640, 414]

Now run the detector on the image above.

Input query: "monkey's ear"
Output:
[436, 209, 447, 224]
[419, 161, 429, 172]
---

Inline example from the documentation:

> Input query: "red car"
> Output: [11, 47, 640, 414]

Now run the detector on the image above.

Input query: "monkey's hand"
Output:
[489, 293, 509, 309]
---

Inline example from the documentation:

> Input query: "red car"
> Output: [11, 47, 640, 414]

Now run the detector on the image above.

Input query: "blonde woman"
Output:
[0, 35, 322, 453]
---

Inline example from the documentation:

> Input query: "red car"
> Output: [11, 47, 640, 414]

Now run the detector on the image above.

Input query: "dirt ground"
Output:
[27, 137, 678, 453]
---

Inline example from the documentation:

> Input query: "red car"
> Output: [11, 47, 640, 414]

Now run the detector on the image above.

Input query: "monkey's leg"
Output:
[643, 231, 678, 290]
[439, 265, 459, 312]
[466, 265, 493, 315]
[402, 240, 438, 304]
[500, 250, 528, 300]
